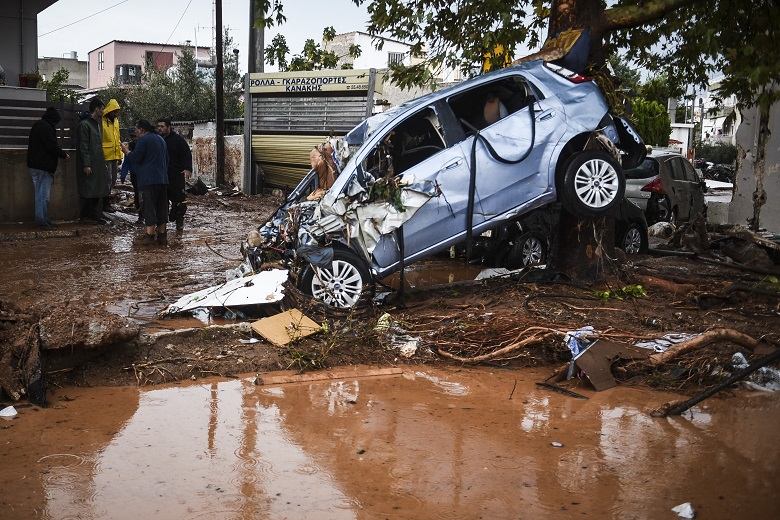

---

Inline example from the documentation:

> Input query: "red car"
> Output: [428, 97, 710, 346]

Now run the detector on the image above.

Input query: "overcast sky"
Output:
[37, 0, 371, 73]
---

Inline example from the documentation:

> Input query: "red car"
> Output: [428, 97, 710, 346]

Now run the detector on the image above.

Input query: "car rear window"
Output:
[623, 158, 658, 179]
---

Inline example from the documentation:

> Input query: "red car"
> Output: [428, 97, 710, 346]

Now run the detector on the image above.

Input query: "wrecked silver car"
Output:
[243, 60, 646, 308]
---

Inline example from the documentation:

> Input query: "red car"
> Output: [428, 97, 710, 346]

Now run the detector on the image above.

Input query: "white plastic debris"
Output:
[0, 406, 18, 417]
[550, 442, 563, 448]
[731, 352, 780, 391]
[648, 221, 675, 238]
[635, 333, 698, 353]
[564, 326, 597, 356]
[671, 502, 696, 518]
[162, 269, 289, 315]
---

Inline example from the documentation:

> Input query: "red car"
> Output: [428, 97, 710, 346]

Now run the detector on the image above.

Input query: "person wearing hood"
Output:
[27, 107, 69, 228]
[102, 98, 123, 213]
[76, 97, 110, 223]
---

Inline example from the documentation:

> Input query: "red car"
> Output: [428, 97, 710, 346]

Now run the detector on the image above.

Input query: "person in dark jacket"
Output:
[76, 97, 109, 223]
[122, 119, 169, 244]
[156, 118, 192, 232]
[27, 107, 69, 228]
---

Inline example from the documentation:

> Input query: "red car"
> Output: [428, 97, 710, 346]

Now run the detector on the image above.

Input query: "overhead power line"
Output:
[39, 0, 130, 37]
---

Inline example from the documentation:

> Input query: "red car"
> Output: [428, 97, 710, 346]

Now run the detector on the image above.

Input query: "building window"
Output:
[98, 51, 104, 71]
[388, 52, 405, 67]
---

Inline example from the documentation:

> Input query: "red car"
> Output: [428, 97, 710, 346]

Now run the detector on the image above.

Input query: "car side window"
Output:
[446, 76, 536, 135]
[681, 159, 699, 182]
[361, 107, 446, 177]
[668, 158, 686, 181]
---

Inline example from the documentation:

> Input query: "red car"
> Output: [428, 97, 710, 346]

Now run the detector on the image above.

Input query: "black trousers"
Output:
[167, 172, 187, 220]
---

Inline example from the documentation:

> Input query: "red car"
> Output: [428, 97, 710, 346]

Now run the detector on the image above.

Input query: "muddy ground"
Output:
[1, 186, 779, 404]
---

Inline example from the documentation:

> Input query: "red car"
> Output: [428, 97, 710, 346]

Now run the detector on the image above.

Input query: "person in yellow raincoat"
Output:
[102, 98, 123, 213]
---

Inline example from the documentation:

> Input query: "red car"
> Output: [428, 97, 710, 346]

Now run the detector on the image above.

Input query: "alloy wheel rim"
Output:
[311, 260, 364, 308]
[574, 159, 620, 208]
[624, 227, 642, 254]
[522, 237, 544, 265]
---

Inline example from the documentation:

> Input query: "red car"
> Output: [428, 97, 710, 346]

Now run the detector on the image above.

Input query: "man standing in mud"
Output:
[27, 107, 69, 228]
[156, 118, 192, 232]
[122, 120, 169, 244]
[101, 98, 123, 213]
[76, 97, 109, 224]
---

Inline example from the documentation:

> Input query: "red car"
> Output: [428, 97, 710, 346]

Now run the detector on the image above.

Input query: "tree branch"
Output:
[604, 0, 699, 31]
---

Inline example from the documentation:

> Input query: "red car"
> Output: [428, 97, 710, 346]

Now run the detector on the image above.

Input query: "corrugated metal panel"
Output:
[252, 134, 329, 189]
[251, 96, 367, 133]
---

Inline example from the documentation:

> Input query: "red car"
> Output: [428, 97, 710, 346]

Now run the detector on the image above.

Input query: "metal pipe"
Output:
[215, 0, 225, 186]
[666, 348, 780, 416]
[19, 0, 25, 74]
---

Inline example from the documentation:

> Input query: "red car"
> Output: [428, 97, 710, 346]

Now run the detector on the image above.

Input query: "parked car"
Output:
[624, 150, 707, 225]
[244, 60, 646, 308]
[463, 198, 649, 267]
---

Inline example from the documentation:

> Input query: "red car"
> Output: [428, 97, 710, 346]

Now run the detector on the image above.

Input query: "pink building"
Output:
[87, 40, 211, 89]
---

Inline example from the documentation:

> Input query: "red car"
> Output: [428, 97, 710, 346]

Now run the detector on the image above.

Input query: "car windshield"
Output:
[624, 158, 659, 179]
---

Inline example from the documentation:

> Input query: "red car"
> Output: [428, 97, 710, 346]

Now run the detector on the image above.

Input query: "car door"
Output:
[681, 158, 706, 218]
[661, 156, 701, 221]
[451, 75, 567, 223]
[370, 105, 478, 272]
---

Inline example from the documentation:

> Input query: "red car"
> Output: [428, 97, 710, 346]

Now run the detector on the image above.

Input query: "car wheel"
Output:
[619, 223, 647, 254]
[298, 249, 373, 308]
[561, 150, 625, 218]
[504, 233, 547, 269]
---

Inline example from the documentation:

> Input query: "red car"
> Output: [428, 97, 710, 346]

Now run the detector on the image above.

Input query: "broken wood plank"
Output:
[254, 366, 403, 386]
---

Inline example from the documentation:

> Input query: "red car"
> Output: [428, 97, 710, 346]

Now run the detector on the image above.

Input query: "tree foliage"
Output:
[631, 98, 671, 147]
[96, 32, 244, 127]
[41, 68, 80, 102]
[265, 26, 362, 71]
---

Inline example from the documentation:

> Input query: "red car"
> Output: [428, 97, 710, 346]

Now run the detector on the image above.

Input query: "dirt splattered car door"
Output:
[372, 106, 478, 272]
[661, 156, 706, 221]
[447, 75, 566, 222]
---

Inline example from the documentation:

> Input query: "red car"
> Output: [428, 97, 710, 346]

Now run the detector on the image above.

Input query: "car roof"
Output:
[646, 149, 683, 159]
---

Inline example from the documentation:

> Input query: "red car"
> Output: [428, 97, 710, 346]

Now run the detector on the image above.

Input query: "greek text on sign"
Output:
[249, 69, 382, 94]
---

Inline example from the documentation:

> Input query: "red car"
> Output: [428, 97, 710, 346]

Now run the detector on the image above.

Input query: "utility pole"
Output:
[215, 0, 225, 186]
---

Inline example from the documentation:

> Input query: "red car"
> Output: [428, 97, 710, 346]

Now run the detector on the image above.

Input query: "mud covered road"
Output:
[1, 189, 779, 398]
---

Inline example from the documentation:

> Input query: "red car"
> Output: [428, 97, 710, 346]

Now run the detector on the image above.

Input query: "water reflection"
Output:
[4, 367, 777, 519]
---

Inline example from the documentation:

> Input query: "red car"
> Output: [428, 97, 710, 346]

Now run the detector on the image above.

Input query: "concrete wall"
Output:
[0, 1, 47, 87]
[729, 99, 780, 232]
[38, 56, 88, 89]
[192, 134, 244, 189]
[0, 149, 80, 223]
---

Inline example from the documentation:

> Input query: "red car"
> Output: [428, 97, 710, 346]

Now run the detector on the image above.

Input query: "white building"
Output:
[702, 76, 740, 145]
[324, 31, 463, 107]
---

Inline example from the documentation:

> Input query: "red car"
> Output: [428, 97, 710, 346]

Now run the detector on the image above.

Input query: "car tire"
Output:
[561, 150, 625, 218]
[504, 233, 547, 269]
[298, 249, 373, 308]
[619, 223, 648, 255]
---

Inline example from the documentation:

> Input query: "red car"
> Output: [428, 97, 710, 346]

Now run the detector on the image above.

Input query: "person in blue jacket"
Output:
[122, 119, 169, 244]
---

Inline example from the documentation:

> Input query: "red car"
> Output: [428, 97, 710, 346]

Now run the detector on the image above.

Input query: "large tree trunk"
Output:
[750, 92, 770, 231]
[549, 210, 617, 283]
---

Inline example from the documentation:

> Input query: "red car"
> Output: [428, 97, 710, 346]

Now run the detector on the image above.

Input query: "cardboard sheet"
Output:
[251, 309, 321, 346]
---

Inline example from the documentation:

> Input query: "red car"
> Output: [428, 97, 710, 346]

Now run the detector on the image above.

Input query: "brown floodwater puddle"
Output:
[2, 366, 778, 519]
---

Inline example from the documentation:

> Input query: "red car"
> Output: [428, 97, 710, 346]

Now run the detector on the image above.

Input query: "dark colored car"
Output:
[464, 198, 648, 268]
[624, 150, 707, 224]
